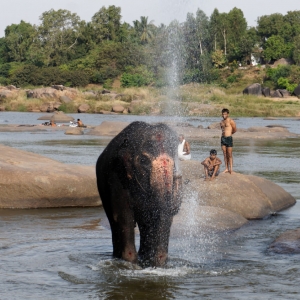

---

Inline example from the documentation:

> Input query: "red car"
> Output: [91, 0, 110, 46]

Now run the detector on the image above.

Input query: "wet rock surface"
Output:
[0, 145, 100, 208]
[269, 228, 300, 254]
[180, 160, 296, 220]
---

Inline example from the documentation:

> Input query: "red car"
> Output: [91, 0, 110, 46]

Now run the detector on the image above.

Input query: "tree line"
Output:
[1, 6, 300, 87]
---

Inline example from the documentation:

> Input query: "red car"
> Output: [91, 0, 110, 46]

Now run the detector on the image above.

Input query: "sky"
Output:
[1, 0, 300, 37]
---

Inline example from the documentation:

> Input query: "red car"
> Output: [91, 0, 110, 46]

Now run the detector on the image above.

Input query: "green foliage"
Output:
[227, 75, 237, 83]
[211, 50, 226, 68]
[57, 102, 77, 113]
[9, 65, 89, 87]
[121, 66, 154, 87]
[277, 77, 297, 92]
[263, 35, 293, 61]
[103, 79, 113, 89]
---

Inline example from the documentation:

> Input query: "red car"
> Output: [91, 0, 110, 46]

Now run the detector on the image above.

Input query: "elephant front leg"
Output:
[110, 188, 138, 264]
[138, 217, 172, 267]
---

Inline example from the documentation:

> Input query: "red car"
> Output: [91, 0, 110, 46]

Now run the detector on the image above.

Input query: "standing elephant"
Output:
[96, 121, 182, 267]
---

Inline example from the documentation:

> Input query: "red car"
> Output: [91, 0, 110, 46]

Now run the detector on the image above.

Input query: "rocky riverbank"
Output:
[0, 145, 296, 233]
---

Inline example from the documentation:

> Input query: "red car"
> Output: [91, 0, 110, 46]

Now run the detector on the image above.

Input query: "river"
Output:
[1, 112, 300, 299]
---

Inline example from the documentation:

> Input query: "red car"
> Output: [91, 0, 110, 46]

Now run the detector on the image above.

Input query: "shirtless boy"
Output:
[220, 108, 237, 174]
[201, 149, 222, 181]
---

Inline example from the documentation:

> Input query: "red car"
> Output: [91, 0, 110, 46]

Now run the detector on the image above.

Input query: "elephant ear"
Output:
[114, 139, 134, 189]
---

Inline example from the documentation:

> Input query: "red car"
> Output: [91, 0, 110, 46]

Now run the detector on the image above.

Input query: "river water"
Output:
[1, 112, 300, 299]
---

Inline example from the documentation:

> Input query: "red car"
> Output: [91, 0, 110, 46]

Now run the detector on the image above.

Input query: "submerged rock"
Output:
[87, 121, 129, 136]
[0, 145, 100, 208]
[65, 127, 84, 135]
[269, 228, 300, 254]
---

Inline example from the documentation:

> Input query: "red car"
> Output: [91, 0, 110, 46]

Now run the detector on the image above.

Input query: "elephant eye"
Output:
[140, 155, 151, 165]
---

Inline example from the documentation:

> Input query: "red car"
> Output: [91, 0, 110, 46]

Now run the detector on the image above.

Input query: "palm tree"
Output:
[133, 16, 155, 43]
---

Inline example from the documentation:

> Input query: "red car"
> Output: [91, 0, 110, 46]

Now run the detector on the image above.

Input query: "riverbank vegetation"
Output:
[1, 6, 300, 89]
[1, 6, 300, 117]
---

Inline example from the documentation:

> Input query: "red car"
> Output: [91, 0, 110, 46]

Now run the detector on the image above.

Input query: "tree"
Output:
[133, 16, 155, 43]
[210, 9, 220, 51]
[226, 7, 247, 60]
[293, 35, 300, 65]
[257, 13, 285, 41]
[218, 13, 229, 56]
[4, 21, 36, 62]
[30, 9, 82, 66]
[91, 5, 122, 43]
[263, 35, 292, 61]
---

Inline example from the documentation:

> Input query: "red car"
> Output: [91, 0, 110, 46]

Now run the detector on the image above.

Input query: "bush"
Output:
[277, 77, 297, 93]
[121, 65, 154, 87]
[9, 65, 89, 87]
[227, 75, 237, 83]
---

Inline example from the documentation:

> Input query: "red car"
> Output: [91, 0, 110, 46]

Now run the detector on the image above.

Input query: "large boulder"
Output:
[88, 121, 129, 136]
[243, 83, 262, 96]
[269, 228, 300, 254]
[179, 161, 295, 220]
[293, 84, 300, 97]
[112, 105, 125, 113]
[0, 90, 14, 99]
[262, 87, 271, 97]
[171, 205, 248, 236]
[273, 58, 293, 67]
[186, 174, 295, 220]
[59, 95, 72, 103]
[39, 103, 54, 113]
[278, 89, 290, 98]
[271, 90, 282, 98]
[27, 88, 60, 99]
[78, 103, 90, 113]
[0, 144, 101, 208]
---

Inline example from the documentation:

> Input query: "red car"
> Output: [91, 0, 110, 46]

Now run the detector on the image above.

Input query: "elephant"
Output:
[96, 121, 182, 267]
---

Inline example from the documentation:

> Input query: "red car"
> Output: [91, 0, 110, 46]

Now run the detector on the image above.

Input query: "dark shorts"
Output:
[208, 168, 220, 177]
[221, 136, 233, 148]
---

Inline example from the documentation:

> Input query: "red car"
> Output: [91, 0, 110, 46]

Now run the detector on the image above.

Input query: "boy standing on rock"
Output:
[220, 108, 237, 174]
[201, 149, 222, 181]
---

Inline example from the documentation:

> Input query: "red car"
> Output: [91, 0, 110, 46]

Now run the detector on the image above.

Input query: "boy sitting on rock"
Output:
[201, 149, 222, 181]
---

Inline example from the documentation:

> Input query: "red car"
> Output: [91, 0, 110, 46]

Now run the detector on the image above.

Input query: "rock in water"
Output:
[0, 145, 100, 208]
[180, 161, 296, 220]
[87, 121, 129, 136]
[269, 229, 300, 254]
[65, 127, 84, 135]
[243, 83, 262, 96]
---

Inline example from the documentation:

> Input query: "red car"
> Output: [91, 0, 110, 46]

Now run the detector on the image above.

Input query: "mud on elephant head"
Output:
[96, 121, 182, 267]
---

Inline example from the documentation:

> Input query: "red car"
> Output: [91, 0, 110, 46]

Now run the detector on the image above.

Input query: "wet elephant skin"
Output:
[96, 121, 182, 267]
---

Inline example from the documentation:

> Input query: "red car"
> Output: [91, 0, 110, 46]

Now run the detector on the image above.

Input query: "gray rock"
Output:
[243, 83, 262, 96]
[269, 228, 300, 254]
[293, 84, 300, 97]
[59, 95, 72, 103]
[278, 89, 290, 98]
[271, 90, 283, 98]
[262, 87, 271, 97]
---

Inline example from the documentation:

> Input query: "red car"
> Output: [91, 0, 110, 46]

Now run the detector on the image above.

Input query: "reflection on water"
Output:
[1, 113, 300, 299]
